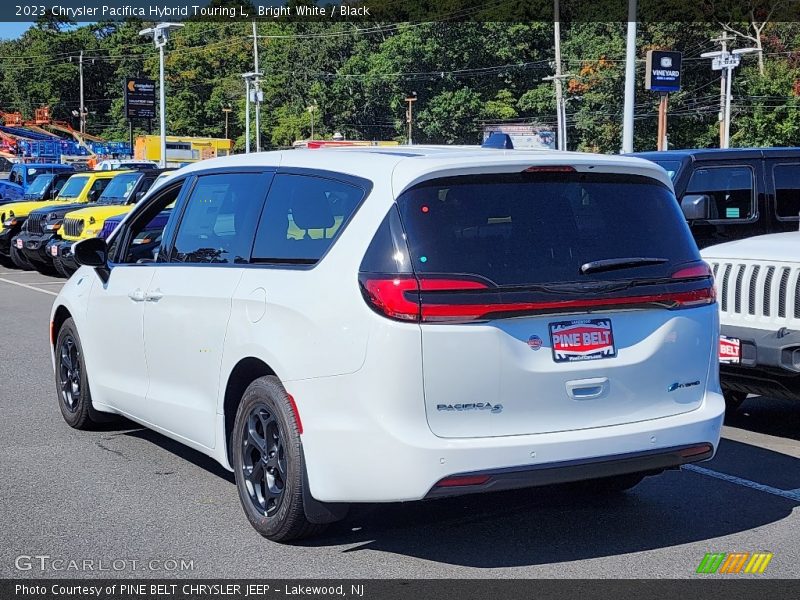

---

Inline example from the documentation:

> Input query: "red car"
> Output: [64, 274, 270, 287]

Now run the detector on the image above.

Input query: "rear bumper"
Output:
[425, 443, 713, 498]
[289, 371, 725, 503]
[720, 324, 800, 400]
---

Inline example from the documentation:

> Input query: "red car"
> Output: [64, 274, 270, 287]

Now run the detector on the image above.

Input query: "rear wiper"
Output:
[579, 257, 668, 275]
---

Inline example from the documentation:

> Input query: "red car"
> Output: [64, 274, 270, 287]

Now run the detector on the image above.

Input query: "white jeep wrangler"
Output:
[701, 231, 800, 412]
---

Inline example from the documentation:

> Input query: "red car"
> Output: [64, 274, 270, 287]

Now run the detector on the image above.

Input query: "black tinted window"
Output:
[171, 173, 268, 264]
[773, 164, 800, 220]
[397, 172, 699, 286]
[686, 166, 754, 220]
[252, 173, 365, 264]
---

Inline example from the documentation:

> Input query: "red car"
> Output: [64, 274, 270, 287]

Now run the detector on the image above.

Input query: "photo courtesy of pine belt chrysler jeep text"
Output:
[50, 147, 725, 541]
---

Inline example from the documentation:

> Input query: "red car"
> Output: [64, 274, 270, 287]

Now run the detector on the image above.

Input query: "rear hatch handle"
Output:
[566, 377, 609, 400]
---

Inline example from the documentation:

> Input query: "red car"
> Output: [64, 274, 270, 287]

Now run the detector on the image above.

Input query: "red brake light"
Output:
[523, 165, 576, 173]
[361, 277, 420, 321]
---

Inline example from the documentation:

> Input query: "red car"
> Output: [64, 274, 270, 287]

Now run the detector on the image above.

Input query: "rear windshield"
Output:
[396, 172, 699, 286]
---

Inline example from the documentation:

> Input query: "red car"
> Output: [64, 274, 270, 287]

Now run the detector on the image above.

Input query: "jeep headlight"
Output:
[76, 220, 85, 235]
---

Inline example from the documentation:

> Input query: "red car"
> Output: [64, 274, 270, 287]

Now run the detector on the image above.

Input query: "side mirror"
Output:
[73, 237, 110, 282]
[87, 190, 98, 202]
[680, 194, 712, 221]
[135, 191, 145, 202]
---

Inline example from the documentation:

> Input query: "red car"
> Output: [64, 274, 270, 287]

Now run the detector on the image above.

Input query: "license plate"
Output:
[50, 245, 58, 257]
[719, 336, 741, 364]
[549, 318, 617, 363]
[15, 238, 22, 249]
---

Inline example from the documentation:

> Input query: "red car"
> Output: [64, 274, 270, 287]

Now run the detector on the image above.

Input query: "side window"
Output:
[773, 164, 800, 220]
[113, 182, 185, 264]
[685, 166, 754, 221]
[52, 177, 67, 196]
[89, 178, 110, 199]
[170, 173, 267, 264]
[252, 174, 365, 264]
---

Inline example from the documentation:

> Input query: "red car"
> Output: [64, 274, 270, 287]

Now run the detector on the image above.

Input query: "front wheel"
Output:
[54, 318, 101, 429]
[232, 376, 328, 542]
[10, 244, 33, 271]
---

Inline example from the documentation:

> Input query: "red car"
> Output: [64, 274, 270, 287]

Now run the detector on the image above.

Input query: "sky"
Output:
[0, 23, 33, 40]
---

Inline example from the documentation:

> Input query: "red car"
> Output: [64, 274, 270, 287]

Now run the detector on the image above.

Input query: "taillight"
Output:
[435, 474, 491, 488]
[670, 261, 716, 306]
[361, 276, 420, 321]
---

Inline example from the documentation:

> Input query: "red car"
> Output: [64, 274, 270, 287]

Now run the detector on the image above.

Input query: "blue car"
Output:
[0, 163, 75, 202]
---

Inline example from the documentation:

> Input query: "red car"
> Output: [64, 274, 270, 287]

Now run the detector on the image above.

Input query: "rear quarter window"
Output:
[396, 171, 699, 286]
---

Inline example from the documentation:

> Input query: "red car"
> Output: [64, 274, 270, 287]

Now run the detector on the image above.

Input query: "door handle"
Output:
[128, 288, 145, 302]
[144, 289, 163, 302]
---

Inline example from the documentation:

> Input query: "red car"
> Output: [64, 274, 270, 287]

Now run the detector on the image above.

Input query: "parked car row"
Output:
[0, 167, 172, 276]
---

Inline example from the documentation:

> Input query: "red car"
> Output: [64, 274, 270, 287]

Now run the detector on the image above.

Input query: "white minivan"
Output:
[51, 147, 725, 541]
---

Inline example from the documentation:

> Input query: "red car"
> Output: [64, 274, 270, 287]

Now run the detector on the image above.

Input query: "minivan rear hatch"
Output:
[366, 169, 715, 438]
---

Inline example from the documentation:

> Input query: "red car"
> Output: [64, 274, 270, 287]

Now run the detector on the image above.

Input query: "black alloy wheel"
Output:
[241, 403, 288, 517]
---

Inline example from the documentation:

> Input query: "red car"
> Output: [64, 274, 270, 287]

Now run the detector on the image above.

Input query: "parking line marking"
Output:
[684, 464, 800, 502]
[0, 271, 40, 275]
[0, 277, 58, 296]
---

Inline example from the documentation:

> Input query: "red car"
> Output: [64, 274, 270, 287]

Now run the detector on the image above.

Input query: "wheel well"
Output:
[223, 357, 276, 465]
[51, 305, 72, 347]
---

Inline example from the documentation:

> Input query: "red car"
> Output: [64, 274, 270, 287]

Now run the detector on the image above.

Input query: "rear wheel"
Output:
[723, 390, 747, 416]
[10, 244, 33, 271]
[54, 318, 102, 429]
[232, 376, 327, 542]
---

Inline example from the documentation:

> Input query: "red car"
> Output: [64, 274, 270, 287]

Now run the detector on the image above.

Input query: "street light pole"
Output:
[621, 0, 637, 154]
[242, 72, 261, 153]
[78, 50, 85, 134]
[139, 23, 184, 168]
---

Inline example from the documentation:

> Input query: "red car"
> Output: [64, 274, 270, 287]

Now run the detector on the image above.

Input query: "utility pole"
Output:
[252, 21, 261, 152]
[702, 38, 757, 149]
[405, 92, 417, 145]
[715, 31, 731, 147]
[222, 106, 232, 140]
[621, 0, 637, 153]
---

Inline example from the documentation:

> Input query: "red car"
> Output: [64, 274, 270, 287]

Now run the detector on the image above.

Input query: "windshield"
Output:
[57, 175, 89, 199]
[24, 174, 55, 197]
[652, 160, 682, 180]
[396, 171, 699, 286]
[98, 173, 141, 204]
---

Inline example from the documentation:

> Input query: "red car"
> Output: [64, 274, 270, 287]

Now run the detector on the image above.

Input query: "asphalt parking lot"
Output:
[1, 268, 798, 579]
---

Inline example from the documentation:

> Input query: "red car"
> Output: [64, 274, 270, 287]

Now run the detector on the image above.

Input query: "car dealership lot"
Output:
[0, 270, 798, 579]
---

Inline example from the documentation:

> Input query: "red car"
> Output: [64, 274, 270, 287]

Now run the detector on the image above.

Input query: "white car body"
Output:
[702, 231, 800, 402]
[51, 147, 724, 508]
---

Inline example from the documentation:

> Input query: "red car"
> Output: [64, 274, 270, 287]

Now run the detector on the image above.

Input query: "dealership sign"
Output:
[645, 50, 682, 93]
[124, 78, 156, 119]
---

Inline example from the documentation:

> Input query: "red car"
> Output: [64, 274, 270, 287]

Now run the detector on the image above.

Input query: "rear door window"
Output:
[169, 173, 269, 264]
[251, 173, 366, 264]
[685, 166, 754, 221]
[396, 172, 699, 286]
[772, 163, 800, 220]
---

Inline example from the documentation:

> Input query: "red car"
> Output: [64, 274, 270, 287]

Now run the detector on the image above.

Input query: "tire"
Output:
[566, 472, 647, 495]
[52, 255, 69, 278]
[0, 253, 13, 268]
[723, 390, 747, 415]
[232, 376, 327, 542]
[54, 318, 101, 430]
[9, 244, 33, 271]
